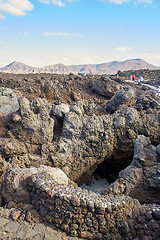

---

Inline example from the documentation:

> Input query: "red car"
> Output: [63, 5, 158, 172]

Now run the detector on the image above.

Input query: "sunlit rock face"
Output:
[0, 71, 160, 239]
[0, 88, 19, 115]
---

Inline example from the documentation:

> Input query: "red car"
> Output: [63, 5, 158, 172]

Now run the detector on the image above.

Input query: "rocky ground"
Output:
[116, 68, 160, 87]
[0, 70, 160, 239]
[0, 207, 82, 240]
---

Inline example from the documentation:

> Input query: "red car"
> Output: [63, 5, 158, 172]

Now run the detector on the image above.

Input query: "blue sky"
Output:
[0, 0, 160, 67]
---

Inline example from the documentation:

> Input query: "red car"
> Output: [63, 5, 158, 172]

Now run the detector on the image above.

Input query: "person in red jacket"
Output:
[132, 74, 135, 81]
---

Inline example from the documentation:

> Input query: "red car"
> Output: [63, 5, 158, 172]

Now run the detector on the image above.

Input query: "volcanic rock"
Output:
[105, 135, 160, 204]
[0, 87, 19, 115]
[2, 165, 68, 204]
[51, 103, 70, 118]
[0, 138, 27, 158]
[91, 77, 123, 98]
[107, 86, 135, 113]
[9, 97, 54, 144]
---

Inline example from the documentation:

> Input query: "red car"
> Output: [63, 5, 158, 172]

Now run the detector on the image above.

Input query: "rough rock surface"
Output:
[107, 86, 135, 113]
[0, 138, 27, 158]
[46, 104, 159, 183]
[52, 103, 70, 118]
[0, 72, 160, 239]
[9, 97, 54, 144]
[105, 135, 160, 204]
[2, 161, 160, 240]
[2, 166, 68, 204]
[0, 208, 82, 240]
[0, 87, 19, 115]
[91, 77, 123, 98]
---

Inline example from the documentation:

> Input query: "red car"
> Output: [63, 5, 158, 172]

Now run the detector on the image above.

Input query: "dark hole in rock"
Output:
[0, 198, 5, 207]
[53, 118, 64, 140]
[93, 154, 133, 184]
[80, 153, 133, 194]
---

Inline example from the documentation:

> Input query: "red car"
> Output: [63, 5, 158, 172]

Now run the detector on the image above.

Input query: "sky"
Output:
[0, 0, 160, 67]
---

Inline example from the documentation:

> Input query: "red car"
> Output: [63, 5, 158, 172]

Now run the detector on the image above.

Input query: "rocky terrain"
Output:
[0, 58, 159, 75]
[117, 68, 160, 87]
[0, 70, 160, 239]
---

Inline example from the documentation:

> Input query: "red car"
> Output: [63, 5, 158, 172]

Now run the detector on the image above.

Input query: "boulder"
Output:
[135, 90, 159, 111]
[107, 86, 135, 113]
[91, 78, 123, 98]
[0, 87, 19, 115]
[51, 103, 70, 118]
[2, 165, 68, 204]
[9, 97, 54, 144]
[40, 80, 60, 100]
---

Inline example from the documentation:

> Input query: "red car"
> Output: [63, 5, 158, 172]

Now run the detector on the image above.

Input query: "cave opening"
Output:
[80, 152, 133, 194]
[93, 154, 133, 185]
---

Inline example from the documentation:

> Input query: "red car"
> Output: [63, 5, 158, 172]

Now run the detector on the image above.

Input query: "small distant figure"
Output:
[157, 86, 160, 97]
[130, 75, 132, 81]
[132, 74, 135, 81]
[140, 76, 143, 83]
[117, 74, 119, 78]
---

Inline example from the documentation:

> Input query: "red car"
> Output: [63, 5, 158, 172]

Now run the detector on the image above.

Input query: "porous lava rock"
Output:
[0, 72, 160, 239]
[51, 103, 70, 118]
[91, 77, 123, 98]
[0, 87, 19, 115]
[2, 165, 68, 204]
[46, 105, 159, 183]
[0, 138, 27, 158]
[107, 86, 135, 113]
[105, 135, 160, 204]
[40, 79, 60, 100]
[9, 97, 54, 144]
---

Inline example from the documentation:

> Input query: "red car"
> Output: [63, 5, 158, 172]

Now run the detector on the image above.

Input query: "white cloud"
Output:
[116, 46, 132, 52]
[44, 32, 83, 37]
[45, 32, 69, 36]
[66, 0, 79, 2]
[0, 0, 34, 18]
[101, 0, 153, 4]
[105, 0, 129, 3]
[40, 0, 65, 7]
[38, 0, 78, 7]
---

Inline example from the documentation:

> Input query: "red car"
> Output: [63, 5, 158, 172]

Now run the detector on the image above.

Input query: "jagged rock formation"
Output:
[106, 86, 135, 113]
[0, 87, 19, 114]
[0, 71, 160, 239]
[2, 139, 160, 240]
[105, 135, 160, 204]
[91, 76, 123, 98]
[0, 82, 159, 184]
[45, 101, 159, 183]
[9, 97, 54, 144]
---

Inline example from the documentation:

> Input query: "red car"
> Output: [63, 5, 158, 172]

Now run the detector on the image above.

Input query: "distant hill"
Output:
[0, 59, 159, 75]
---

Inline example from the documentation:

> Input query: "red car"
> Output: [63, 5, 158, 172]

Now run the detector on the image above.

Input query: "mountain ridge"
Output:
[0, 59, 159, 75]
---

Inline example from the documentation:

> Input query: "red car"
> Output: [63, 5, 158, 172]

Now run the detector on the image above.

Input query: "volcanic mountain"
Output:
[0, 59, 159, 75]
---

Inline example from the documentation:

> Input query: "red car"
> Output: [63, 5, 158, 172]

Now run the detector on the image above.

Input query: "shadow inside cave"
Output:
[80, 153, 133, 194]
